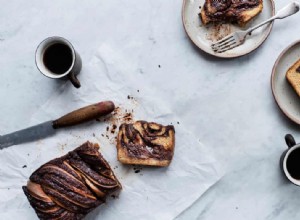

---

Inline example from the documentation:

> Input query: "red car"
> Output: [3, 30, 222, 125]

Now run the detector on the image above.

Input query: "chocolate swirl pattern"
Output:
[23, 142, 121, 220]
[117, 121, 175, 167]
[201, 0, 263, 26]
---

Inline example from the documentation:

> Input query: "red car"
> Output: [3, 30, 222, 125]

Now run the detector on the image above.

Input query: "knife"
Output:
[0, 101, 115, 150]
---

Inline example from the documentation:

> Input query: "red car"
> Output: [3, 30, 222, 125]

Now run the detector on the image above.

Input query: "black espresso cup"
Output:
[281, 134, 300, 186]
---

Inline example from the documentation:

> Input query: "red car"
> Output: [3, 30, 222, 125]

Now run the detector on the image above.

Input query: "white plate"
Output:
[182, 0, 275, 58]
[271, 40, 300, 124]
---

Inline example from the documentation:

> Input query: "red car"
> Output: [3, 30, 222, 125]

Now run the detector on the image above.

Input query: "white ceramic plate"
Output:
[271, 41, 300, 124]
[182, 0, 275, 58]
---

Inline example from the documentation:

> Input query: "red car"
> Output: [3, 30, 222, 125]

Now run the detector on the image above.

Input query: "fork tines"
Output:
[211, 34, 238, 53]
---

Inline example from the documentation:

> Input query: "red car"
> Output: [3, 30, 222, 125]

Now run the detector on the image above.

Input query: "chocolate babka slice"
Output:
[200, 0, 263, 26]
[117, 121, 175, 167]
[23, 142, 121, 220]
[286, 59, 300, 98]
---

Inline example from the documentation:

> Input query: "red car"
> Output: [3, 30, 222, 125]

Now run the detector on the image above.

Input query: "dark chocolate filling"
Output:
[120, 121, 175, 160]
[203, 0, 260, 23]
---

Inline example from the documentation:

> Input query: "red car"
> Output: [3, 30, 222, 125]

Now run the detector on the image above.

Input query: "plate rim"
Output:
[181, 0, 275, 58]
[271, 40, 300, 125]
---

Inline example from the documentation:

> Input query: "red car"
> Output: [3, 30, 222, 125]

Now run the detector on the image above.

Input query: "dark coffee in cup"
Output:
[286, 147, 300, 179]
[281, 134, 300, 186]
[43, 43, 73, 75]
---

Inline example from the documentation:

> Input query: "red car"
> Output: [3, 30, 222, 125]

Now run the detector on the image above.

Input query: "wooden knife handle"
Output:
[52, 101, 115, 129]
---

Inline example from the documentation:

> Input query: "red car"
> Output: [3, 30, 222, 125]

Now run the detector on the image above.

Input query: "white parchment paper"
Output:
[0, 44, 222, 220]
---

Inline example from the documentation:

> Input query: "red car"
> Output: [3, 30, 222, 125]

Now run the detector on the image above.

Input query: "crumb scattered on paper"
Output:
[110, 125, 117, 134]
[133, 165, 143, 174]
[97, 98, 138, 144]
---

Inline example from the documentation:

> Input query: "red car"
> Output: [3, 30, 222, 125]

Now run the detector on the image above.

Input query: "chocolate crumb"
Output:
[110, 124, 117, 134]
[123, 113, 133, 122]
[137, 90, 140, 92]
[177, 122, 180, 124]
[158, 65, 161, 68]
[101, 134, 104, 137]
[127, 95, 130, 99]
[296, 66, 300, 73]
[100, 106, 135, 133]
[22, 165, 27, 168]
[135, 170, 140, 173]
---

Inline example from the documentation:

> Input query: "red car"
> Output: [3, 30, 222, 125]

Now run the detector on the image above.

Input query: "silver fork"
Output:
[211, 1, 300, 53]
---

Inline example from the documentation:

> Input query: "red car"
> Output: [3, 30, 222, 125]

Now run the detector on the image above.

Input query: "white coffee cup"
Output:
[35, 36, 82, 88]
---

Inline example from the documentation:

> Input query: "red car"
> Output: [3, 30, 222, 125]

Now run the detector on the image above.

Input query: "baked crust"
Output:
[117, 121, 175, 167]
[286, 59, 300, 97]
[201, 0, 263, 26]
[22, 142, 121, 220]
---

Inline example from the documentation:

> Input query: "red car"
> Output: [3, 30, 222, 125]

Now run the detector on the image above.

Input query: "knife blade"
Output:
[0, 121, 54, 149]
[0, 101, 115, 150]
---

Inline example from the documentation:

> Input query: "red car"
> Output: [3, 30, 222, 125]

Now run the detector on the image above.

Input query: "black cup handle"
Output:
[285, 134, 296, 148]
[68, 72, 81, 88]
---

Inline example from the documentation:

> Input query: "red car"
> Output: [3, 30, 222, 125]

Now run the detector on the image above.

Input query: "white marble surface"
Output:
[1, 0, 300, 219]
